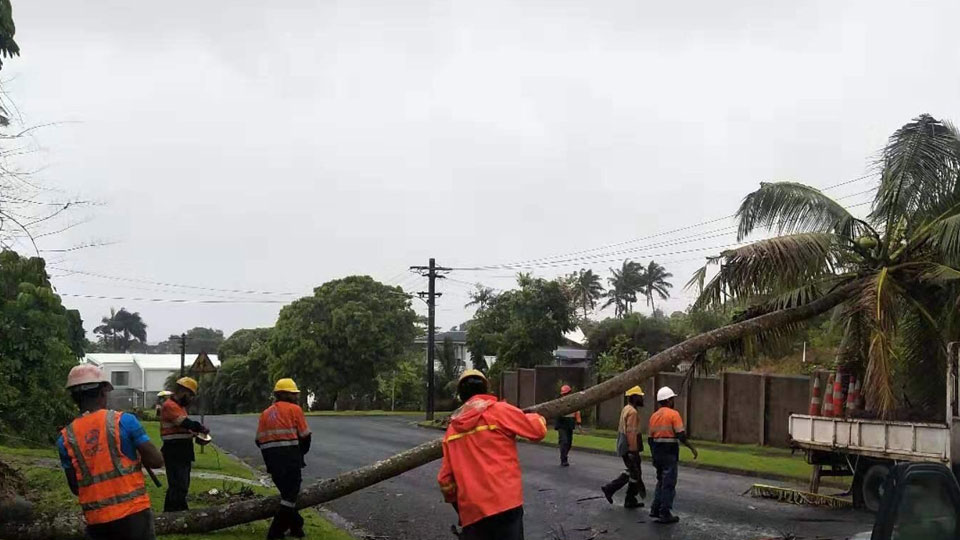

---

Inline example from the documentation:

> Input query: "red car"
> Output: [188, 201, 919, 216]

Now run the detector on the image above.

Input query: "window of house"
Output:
[111, 371, 130, 387]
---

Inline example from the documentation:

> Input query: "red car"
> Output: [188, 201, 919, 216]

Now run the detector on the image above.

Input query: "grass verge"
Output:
[0, 420, 354, 539]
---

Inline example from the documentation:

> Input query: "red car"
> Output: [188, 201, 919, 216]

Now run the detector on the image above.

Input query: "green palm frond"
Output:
[736, 182, 863, 241]
[691, 232, 842, 309]
[871, 114, 960, 233]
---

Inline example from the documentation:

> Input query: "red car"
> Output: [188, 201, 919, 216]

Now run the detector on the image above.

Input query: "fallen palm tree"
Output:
[0, 280, 862, 540]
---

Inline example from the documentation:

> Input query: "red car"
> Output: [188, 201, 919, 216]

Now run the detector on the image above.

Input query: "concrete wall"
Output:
[688, 376, 721, 441]
[534, 366, 587, 407]
[517, 369, 537, 409]
[765, 375, 812, 447]
[501, 371, 519, 405]
[724, 372, 763, 444]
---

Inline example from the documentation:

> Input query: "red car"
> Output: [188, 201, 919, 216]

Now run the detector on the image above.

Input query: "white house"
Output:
[83, 353, 220, 410]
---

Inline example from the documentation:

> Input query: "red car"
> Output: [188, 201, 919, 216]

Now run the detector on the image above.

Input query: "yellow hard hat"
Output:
[177, 377, 198, 395]
[625, 385, 645, 397]
[458, 369, 488, 384]
[157, 390, 173, 398]
[274, 378, 300, 393]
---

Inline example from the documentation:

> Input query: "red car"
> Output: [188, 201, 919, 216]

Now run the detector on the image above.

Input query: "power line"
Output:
[58, 293, 291, 304]
[51, 267, 303, 297]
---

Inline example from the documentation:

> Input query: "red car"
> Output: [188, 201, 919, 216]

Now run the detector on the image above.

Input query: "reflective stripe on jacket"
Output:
[61, 409, 151, 525]
[256, 401, 310, 450]
[437, 394, 547, 527]
[160, 399, 193, 441]
[648, 406, 684, 444]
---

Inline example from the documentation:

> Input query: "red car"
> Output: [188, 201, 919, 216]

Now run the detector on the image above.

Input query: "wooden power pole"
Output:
[410, 258, 450, 421]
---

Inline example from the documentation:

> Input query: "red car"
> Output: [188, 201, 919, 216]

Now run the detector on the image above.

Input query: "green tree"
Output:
[0, 1, 18, 72]
[93, 307, 147, 352]
[587, 312, 681, 360]
[568, 268, 604, 319]
[467, 275, 577, 368]
[434, 336, 465, 400]
[218, 327, 273, 361]
[639, 260, 673, 310]
[690, 114, 960, 417]
[602, 260, 643, 318]
[155, 327, 225, 354]
[0, 251, 78, 438]
[205, 342, 274, 414]
[376, 348, 426, 411]
[464, 284, 497, 313]
[269, 276, 418, 408]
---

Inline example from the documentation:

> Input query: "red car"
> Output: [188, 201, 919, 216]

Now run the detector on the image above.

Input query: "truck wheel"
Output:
[854, 462, 890, 513]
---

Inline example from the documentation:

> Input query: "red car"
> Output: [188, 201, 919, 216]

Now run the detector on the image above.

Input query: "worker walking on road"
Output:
[58, 364, 164, 540]
[648, 386, 697, 524]
[256, 378, 312, 540]
[438, 370, 547, 540]
[555, 384, 582, 467]
[601, 385, 647, 508]
[160, 376, 209, 513]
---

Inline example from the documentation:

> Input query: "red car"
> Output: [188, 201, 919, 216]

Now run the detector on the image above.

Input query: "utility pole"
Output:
[179, 333, 186, 377]
[411, 258, 450, 421]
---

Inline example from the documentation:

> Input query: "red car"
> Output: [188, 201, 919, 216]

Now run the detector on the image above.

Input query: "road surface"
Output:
[205, 415, 873, 540]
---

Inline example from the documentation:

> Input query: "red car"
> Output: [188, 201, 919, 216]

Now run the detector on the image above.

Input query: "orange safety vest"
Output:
[160, 399, 193, 442]
[60, 410, 151, 525]
[648, 406, 684, 443]
[256, 401, 310, 450]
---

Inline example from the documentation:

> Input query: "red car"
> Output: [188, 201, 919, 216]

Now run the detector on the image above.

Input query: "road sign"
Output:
[189, 351, 218, 374]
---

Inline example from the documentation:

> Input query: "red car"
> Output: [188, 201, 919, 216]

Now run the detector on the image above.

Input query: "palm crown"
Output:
[690, 114, 960, 417]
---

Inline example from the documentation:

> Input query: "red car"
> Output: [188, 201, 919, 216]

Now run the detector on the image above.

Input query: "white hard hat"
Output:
[656, 386, 677, 402]
[66, 364, 113, 392]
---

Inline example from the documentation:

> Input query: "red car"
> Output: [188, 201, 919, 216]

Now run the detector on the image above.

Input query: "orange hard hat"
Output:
[66, 364, 113, 391]
[560, 385, 572, 395]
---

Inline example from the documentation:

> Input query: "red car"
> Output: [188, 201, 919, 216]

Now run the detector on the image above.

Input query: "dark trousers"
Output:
[267, 462, 304, 538]
[603, 453, 646, 502]
[85, 509, 155, 540]
[651, 448, 679, 515]
[557, 427, 574, 464]
[164, 459, 192, 512]
[461, 506, 524, 540]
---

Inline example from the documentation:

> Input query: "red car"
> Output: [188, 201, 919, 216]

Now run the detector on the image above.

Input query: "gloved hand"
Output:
[199, 425, 210, 435]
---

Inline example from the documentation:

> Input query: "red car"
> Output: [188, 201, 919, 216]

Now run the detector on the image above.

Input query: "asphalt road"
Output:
[205, 415, 873, 540]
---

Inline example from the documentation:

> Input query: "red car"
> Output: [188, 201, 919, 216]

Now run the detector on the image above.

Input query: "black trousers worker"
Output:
[163, 457, 191, 512]
[267, 459, 305, 538]
[461, 505, 524, 540]
[602, 452, 646, 507]
[84, 508, 155, 540]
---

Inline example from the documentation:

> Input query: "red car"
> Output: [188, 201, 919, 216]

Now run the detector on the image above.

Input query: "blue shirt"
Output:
[57, 412, 151, 470]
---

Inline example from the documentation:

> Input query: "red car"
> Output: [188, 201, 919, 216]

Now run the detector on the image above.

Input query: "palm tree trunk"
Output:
[0, 280, 862, 539]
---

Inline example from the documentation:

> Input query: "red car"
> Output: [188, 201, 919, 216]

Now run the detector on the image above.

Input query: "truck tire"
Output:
[853, 461, 890, 513]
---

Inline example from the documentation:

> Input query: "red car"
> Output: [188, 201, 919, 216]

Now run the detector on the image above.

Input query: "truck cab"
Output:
[858, 461, 960, 540]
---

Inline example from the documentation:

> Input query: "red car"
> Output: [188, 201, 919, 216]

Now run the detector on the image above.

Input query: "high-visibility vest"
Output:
[256, 401, 310, 450]
[160, 399, 193, 442]
[60, 410, 151, 525]
[648, 406, 684, 444]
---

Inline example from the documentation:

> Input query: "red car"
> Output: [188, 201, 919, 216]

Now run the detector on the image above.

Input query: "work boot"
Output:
[560, 461, 570, 467]
[656, 511, 680, 524]
[624, 498, 644, 509]
[649, 507, 660, 518]
[289, 527, 305, 538]
[601, 485, 615, 504]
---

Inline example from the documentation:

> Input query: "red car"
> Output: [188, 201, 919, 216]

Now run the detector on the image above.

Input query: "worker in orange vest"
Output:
[57, 364, 164, 539]
[438, 370, 547, 540]
[160, 376, 209, 512]
[648, 386, 698, 524]
[256, 378, 313, 539]
[555, 384, 582, 467]
[601, 385, 647, 508]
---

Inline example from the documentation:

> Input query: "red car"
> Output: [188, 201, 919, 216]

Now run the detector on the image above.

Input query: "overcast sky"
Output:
[6, 1, 959, 342]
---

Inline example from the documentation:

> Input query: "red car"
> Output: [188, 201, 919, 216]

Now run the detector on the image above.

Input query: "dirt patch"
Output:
[0, 458, 26, 499]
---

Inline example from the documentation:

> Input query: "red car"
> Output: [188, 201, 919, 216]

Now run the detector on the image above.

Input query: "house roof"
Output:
[414, 330, 467, 344]
[84, 353, 220, 371]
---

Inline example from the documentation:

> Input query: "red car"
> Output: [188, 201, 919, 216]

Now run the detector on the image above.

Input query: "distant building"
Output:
[83, 353, 220, 410]
[415, 330, 471, 369]
[415, 327, 593, 369]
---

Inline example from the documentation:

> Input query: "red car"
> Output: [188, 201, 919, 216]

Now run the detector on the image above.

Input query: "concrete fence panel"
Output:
[689, 376, 722, 441]
[517, 369, 537, 409]
[724, 372, 763, 444]
[766, 375, 813, 448]
[501, 371, 519, 406]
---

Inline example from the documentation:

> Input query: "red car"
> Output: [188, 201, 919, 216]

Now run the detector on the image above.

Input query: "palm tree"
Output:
[465, 284, 497, 312]
[602, 260, 644, 318]
[94, 307, 147, 352]
[689, 114, 960, 417]
[639, 260, 673, 311]
[569, 269, 605, 319]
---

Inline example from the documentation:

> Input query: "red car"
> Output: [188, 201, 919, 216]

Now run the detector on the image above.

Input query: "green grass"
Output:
[1, 422, 354, 539]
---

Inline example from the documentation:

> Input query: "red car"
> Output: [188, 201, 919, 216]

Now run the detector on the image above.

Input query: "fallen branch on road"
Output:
[0, 281, 862, 539]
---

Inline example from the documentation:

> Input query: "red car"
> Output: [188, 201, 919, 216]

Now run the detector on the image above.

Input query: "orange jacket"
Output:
[160, 399, 193, 442]
[60, 410, 151, 525]
[256, 401, 311, 449]
[649, 406, 684, 443]
[437, 394, 547, 527]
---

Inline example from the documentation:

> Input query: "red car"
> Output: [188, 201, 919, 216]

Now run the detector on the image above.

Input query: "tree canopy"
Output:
[93, 307, 147, 352]
[690, 114, 960, 417]
[269, 276, 418, 407]
[153, 327, 225, 354]
[0, 251, 80, 439]
[466, 275, 577, 369]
